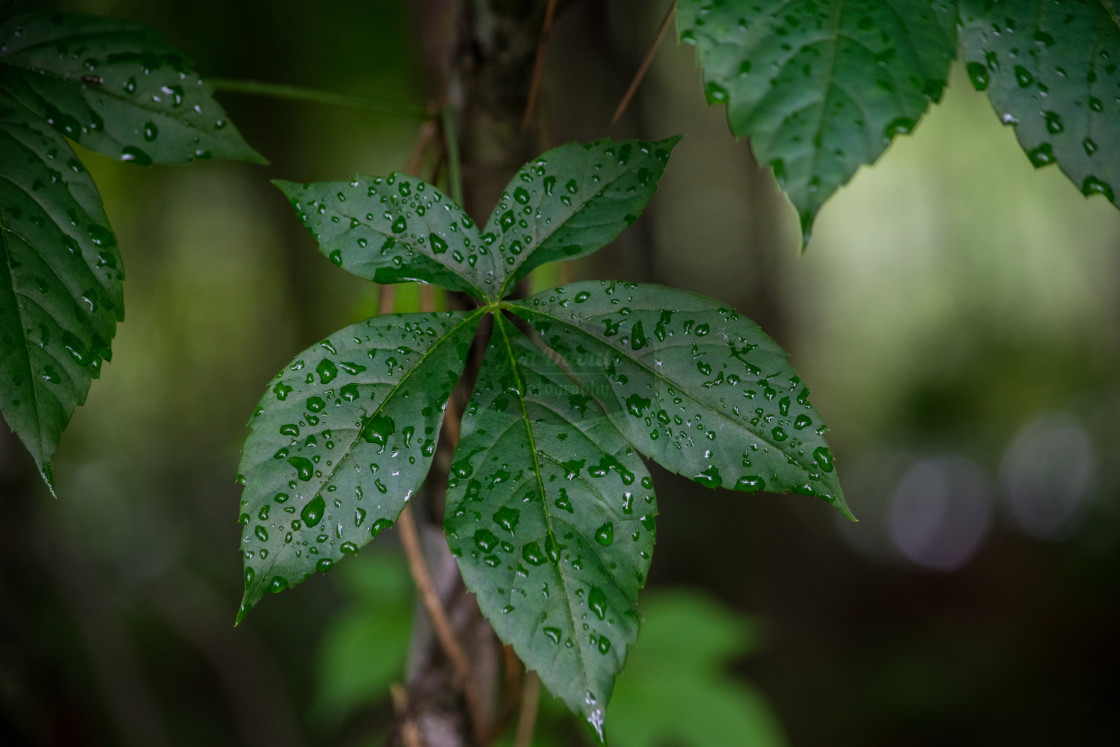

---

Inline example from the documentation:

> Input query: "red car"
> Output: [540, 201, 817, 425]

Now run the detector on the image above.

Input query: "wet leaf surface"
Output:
[959, 0, 1120, 208]
[274, 175, 492, 298]
[0, 93, 121, 490]
[510, 281, 850, 518]
[445, 314, 655, 739]
[0, 11, 264, 164]
[236, 310, 481, 619]
[482, 137, 679, 298]
[677, 0, 956, 240]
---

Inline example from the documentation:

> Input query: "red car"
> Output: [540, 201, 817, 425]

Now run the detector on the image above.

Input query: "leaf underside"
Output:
[959, 0, 1120, 208]
[676, 0, 957, 240]
[0, 93, 120, 488]
[0, 12, 264, 165]
[445, 313, 656, 737]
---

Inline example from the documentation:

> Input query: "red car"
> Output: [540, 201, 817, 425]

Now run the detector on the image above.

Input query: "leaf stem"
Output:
[208, 78, 428, 119]
[440, 105, 465, 207]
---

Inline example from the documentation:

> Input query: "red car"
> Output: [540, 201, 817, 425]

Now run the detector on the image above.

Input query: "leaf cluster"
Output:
[0, 11, 262, 490]
[236, 136, 849, 737]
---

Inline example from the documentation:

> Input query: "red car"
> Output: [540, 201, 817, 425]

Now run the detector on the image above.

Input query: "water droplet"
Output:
[316, 358, 338, 384]
[966, 62, 989, 90]
[493, 507, 520, 533]
[543, 627, 561, 644]
[288, 456, 314, 481]
[371, 518, 394, 537]
[1027, 143, 1055, 167]
[391, 216, 407, 233]
[1081, 176, 1114, 202]
[594, 522, 614, 546]
[1013, 65, 1034, 88]
[120, 146, 152, 165]
[704, 80, 729, 104]
[429, 232, 448, 254]
[1043, 111, 1063, 134]
[301, 494, 326, 526]
[1082, 137, 1098, 156]
[587, 587, 607, 620]
[143, 121, 158, 141]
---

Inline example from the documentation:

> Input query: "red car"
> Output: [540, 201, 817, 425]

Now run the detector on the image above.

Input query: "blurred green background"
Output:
[3, 1, 1120, 745]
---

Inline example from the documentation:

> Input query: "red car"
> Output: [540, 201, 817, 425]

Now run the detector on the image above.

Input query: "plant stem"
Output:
[441, 106, 465, 207]
[208, 78, 428, 119]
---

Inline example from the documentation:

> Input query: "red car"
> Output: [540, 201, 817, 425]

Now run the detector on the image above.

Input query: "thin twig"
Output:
[512, 670, 540, 747]
[390, 684, 424, 747]
[610, 0, 677, 128]
[398, 505, 488, 745]
[209, 78, 428, 119]
[522, 0, 563, 132]
[405, 120, 441, 178]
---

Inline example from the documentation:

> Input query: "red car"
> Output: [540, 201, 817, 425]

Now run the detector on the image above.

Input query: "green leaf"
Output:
[607, 589, 787, 747]
[274, 175, 492, 298]
[445, 314, 656, 741]
[0, 92, 121, 490]
[0, 11, 264, 165]
[677, 0, 957, 240]
[959, 0, 1120, 208]
[484, 137, 679, 299]
[509, 281, 851, 518]
[236, 309, 482, 621]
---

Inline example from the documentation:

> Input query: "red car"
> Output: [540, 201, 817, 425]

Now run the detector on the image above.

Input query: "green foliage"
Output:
[607, 589, 787, 747]
[677, 0, 957, 240]
[0, 11, 262, 490]
[958, 0, 1120, 205]
[679, 0, 1119, 240]
[238, 136, 847, 739]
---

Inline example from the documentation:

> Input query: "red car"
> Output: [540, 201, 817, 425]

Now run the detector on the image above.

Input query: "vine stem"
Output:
[440, 106, 465, 208]
[522, 0, 563, 132]
[512, 671, 540, 747]
[208, 77, 428, 119]
[398, 504, 487, 745]
[610, 0, 676, 128]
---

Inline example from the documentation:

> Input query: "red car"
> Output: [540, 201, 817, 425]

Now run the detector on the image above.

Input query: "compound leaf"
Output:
[509, 281, 851, 518]
[0, 92, 121, 490]
[236, 309, 482, 620]
[445, 313, 656, 741]
[274, 175, 491, 298]
[484, 137, 679, 299]
[0, 11, 264, 165]
[959, 0, 1120, 208]
[677, 0, 956, 240]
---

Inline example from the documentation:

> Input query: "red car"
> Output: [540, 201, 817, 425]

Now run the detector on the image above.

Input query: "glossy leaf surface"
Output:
[445, 314, 655, 739]
[274, 175, 492, 298]
[0, 92, 121, 489]
[677, 0, 956, 239]
[236, 309, 481, 619]
[0, 12, 264, 165]
[959, 0, 1120, 208]
[483, 137, 679, 298]
[510, 281, 850, 518]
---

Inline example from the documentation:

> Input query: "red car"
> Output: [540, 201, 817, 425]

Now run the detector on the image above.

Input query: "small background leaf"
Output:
[484, 137, 678, 298]
[958, 0, 1120, 208]
[445, 314, 656, 739]
[677, 0, 957, 239]
[0, 93, 121, 487]
[606, 589, 788, 747]
[274, 175, 490, 298]
[237, 310, 480, 619]
[0, 11, 264, 165]
[511, 281, 849, 517]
